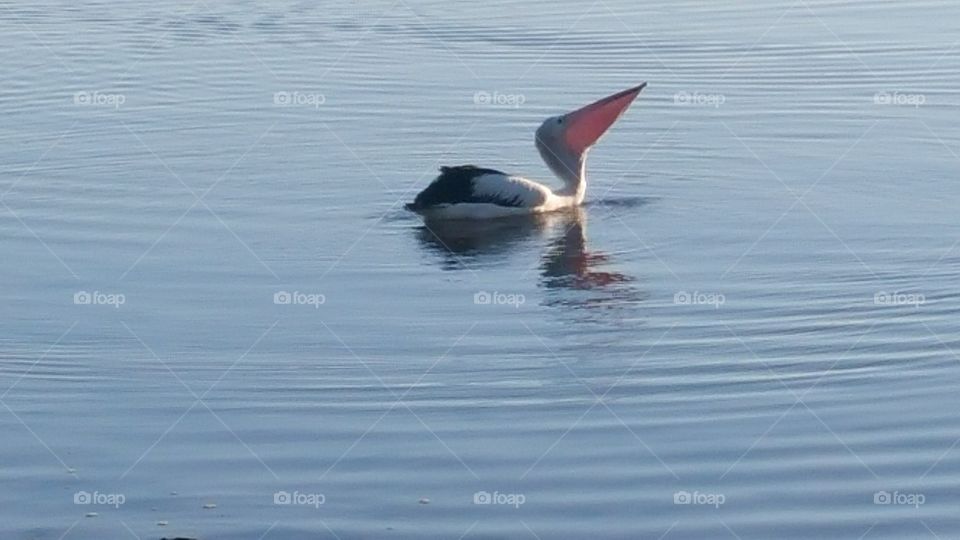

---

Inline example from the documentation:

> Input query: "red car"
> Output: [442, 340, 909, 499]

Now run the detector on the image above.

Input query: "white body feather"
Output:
[417, 173, 578, 219]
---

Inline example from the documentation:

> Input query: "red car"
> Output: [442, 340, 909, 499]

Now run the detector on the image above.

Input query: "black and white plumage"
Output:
[406, 166, 550, 218]
[406, 84, 647, 220]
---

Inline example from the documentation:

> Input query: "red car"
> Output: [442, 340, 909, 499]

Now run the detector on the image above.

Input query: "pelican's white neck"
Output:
[536, 136, 588, 205]
[553, 156, 587, 204]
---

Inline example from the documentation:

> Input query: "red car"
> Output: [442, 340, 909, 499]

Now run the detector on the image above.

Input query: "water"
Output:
[2, 0, 959, 538]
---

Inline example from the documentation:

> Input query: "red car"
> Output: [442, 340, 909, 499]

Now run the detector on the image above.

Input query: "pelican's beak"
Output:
[563, 83, 646, 154]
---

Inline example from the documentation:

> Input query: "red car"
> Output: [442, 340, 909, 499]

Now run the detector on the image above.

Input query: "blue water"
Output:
[2, 0, 960, 538]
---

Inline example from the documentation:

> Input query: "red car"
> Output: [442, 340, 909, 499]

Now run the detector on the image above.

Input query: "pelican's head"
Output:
[535, 83, 646, 193]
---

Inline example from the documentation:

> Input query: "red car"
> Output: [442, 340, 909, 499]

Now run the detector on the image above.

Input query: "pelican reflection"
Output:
[414, 208, 645, 309]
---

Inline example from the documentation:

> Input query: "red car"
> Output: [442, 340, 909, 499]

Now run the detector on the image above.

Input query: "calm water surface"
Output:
[2, 0, 959, 538]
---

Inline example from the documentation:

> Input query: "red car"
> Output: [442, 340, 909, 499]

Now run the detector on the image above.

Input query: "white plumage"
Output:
[470, 173, 551, 208]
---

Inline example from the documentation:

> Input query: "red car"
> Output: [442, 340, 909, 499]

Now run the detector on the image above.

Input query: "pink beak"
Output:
[563, 83, 646, 154]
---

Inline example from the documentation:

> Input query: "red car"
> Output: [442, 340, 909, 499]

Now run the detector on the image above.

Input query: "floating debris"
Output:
[418, 497, 430, 505]
[84, 512, 98, 518]
[157, 520, 169, 526]
[202, 502, 217, 509]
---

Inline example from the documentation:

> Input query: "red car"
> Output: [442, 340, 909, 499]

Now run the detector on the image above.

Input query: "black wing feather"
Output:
[407, 165, 520, 210]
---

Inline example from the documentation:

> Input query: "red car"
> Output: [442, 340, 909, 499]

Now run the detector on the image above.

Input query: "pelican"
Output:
[406, 83, 646, 219]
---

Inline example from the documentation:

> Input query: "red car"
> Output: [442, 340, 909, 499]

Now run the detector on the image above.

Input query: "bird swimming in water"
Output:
[406, 83, 646, 219]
